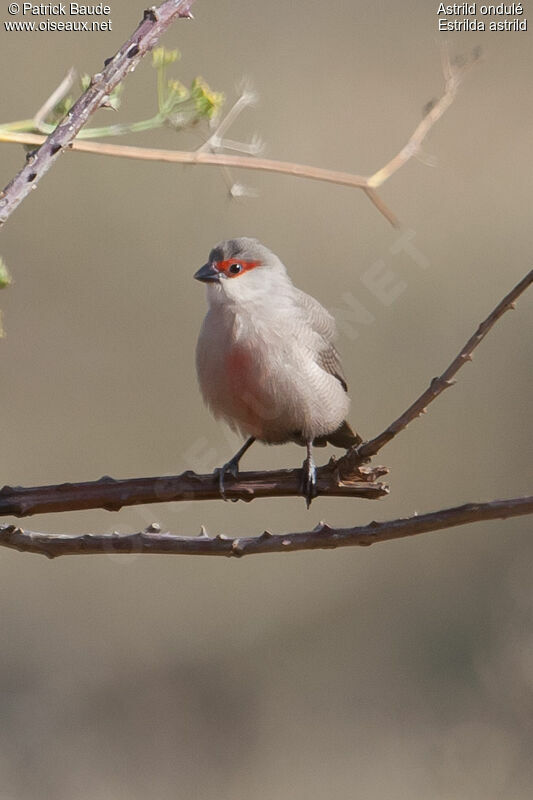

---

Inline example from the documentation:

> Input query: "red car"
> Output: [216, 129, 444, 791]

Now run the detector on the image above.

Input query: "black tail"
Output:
[315, 420, 362, 449]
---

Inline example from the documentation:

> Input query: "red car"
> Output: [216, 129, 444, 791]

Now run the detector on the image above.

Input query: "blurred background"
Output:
[1, 1, 532, 797]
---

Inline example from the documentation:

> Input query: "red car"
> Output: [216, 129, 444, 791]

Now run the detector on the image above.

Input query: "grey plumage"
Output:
[194, 238, 361, 504]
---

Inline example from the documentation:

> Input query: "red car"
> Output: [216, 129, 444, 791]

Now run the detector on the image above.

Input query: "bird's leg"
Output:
[301, 440, 318, 509]
[215, 436, 256, 501]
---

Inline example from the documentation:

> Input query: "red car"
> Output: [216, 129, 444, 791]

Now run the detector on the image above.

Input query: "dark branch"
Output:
[1, 269, 530, 519]
[355, 269, 533, 460]
[0, 463, 389, 519]
[0, 0, 195, 227]
[0, 496, 530, 559]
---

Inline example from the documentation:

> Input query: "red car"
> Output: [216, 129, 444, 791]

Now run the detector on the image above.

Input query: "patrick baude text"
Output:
[20, 3, 110, 14]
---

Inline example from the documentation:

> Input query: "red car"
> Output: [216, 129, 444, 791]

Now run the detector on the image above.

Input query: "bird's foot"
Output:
[301, 455, 318, 509]
[213, 437, 256, 502]
[214, 457, 241, 502]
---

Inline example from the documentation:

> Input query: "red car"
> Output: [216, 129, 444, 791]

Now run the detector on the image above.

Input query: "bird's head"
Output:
[194, 238, 291, 305]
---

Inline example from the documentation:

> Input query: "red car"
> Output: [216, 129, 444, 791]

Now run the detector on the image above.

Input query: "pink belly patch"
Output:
[224, 346, 270, 435]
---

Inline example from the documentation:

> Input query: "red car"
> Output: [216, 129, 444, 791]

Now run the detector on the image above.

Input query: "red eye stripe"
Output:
[215, 259, 261, 277]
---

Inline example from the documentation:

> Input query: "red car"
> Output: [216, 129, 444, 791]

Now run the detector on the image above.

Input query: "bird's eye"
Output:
[228, 263, 242, 275]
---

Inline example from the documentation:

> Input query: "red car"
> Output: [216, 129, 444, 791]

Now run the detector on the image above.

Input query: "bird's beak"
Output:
[194, 262, 220, 283]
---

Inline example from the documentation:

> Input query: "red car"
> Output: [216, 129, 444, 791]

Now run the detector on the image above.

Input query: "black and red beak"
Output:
[194, 262, 220, 283]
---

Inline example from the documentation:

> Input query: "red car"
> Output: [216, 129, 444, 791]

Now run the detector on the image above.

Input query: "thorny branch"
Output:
[0, 464, 389, 519]
[0, 268, 530, 525]
[0, 45, 479, 227]
[0, 497, 531, 559]
[0, 0, 195, 227]
[0, 22, 529, 555]
[356, 268, 533, 459]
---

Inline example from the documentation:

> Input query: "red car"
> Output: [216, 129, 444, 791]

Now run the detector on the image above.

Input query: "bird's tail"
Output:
[315, 420, 362, 449]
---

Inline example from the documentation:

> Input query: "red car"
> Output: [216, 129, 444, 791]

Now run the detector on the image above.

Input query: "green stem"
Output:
[77, 115, 165, 138]
[0, 115, 166, 140]
[157, 65, 166, 113]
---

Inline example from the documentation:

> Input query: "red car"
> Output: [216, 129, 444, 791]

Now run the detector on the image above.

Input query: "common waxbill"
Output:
[194, 237, 361, 506]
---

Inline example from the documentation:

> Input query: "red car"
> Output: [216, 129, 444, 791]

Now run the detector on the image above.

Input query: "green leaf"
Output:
[0, 257, 12, 289]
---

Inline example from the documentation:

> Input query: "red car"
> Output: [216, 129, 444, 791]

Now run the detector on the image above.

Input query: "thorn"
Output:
[216, 533, 229, 541]
[143, 7, 158, 22]
[100, 95, 116, 109]
[197, 525, 210, 538]
[509, 302, 516, 310]
[102, 503, 123, 512]
[145, 523, 160, 533]
[461, 353, 473, 361]
[182, 469, 201, 480]
[420, 407, 427, 415]
[259, 530, 273, 540]
[97, 475, 116, 483]
[231, 538, 244, 555]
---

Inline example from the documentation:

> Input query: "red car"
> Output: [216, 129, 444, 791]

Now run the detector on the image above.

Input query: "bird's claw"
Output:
[301, 457, 318, 509]
[215, 458, 240, 502]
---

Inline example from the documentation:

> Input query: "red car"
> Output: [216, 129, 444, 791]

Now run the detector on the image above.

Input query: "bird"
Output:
[194, 237, 362, 507]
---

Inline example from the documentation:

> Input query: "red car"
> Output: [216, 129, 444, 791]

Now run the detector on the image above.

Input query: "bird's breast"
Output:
[225, 343, 256, 401]
[197, 304, 349, 444]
